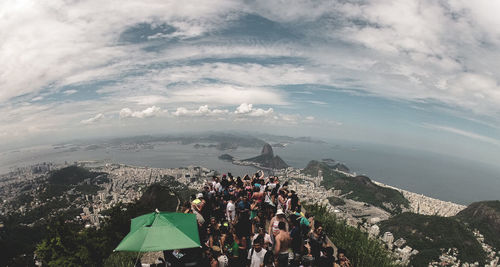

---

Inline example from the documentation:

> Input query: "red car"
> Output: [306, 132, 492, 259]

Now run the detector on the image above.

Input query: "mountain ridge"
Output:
[455, 200, 500, 250]
[303, 160, 409, 214]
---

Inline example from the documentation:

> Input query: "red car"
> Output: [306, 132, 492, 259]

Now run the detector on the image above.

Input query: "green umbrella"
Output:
[114, 212, 201, 252]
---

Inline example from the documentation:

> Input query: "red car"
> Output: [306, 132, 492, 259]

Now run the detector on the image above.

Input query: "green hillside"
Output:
[379, 212, 485, 266]
[303, 160, 409, 214]
[0, 166, 187, 266]
[306, 204, 399, 267]
[35, 183, 183, 266]
[455, 200, 500, 250]
[40, 166, 108, 200]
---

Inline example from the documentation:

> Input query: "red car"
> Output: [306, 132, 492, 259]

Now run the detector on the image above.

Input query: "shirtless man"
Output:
[274, 221, 291, 267]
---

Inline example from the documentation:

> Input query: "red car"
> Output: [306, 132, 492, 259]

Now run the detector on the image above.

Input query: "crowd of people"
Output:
[165, 171, 351, 267]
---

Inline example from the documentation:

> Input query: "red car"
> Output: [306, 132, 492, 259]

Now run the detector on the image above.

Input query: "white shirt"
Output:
[218, 255, 229, 267]
[247, 248, 267, 267]
[227, 201, 235, 212]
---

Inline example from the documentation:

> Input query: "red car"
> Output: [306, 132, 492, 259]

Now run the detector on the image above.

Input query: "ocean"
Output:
[1, 140, 498, 205]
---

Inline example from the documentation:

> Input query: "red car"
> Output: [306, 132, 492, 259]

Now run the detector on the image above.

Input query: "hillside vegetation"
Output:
[303, 160, 409, 214]
[35, 183, 184, 266]
[0, 166, 190, 266]
[306, 204, 399, 267]
[455, 200, 500, 250]
[40, 166, 108, 200]
[379, 212, 485, 266]
[0, 166, 105, 265]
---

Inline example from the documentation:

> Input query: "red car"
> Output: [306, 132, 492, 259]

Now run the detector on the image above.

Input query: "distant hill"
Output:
[108, 133, 267, 149]
[379, 213, 485, 266]
[303, 160, 408, 214]
[40, 166, 108, 199]
[455, 200, 500, 250]
[321, 158, 350, 172]
[218, 154, 234, 161]
[243, 143, 288, 169]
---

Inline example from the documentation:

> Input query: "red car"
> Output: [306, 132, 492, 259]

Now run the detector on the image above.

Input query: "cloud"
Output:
[422, 123, 500, 146]
[125, 95, 169, 105]
[0, 0, 240, 103]
[119, 106, 163, 119]
[2, 0, 500, 120]
[234, 103, 253, 114]
[1, 0, 500, 153]
[170, 103, 281, 121]
[307, 100, 327, 105]
[234, 103, 273, 117]
[80, 113, 104, 124]
[173, 105, 229, 116]
[167, 85, 288, 106]
[63, 90, 78, 95]
[148, 63, 326, 87]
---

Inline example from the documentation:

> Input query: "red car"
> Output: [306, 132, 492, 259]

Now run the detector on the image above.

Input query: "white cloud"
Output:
[0, 0, 241, 103]
[170, 103, 283, 121]
[173, 105, 229, 116]
[148, 63, 326, 87]
[167, 85, 288, 106]
[120, 106, 163, 119]
[80, 113, 104, 124]
[234, 103, 253, 114]
[235, 103, 273, 117]
[125, 95, 169, 105]
[172, 107, 189, 116]
[63, 90, 78, 95]
[307, 100, 327, 105]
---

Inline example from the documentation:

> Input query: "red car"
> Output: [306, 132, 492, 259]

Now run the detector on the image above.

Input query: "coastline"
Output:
[372, 180, 466, 217]
[233, 158, 466, 217]
[1, 159, 468, 218]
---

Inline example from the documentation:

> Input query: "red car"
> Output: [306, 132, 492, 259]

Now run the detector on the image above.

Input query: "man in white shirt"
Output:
[226, 198, 236, 222]
[248, 237, 267, 267]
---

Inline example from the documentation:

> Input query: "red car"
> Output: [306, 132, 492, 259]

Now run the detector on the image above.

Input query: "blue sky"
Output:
[1, 0, 500, 167]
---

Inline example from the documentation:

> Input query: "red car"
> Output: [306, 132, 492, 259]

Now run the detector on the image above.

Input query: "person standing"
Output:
[226, 197, 236, 223]
[274, 221, 291, 267]
[269, 209, 288, 240]
[248, 237, 267, 267]
[308, 222, 327, 265]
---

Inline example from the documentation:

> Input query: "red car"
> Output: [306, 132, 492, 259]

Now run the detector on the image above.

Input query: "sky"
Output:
[1, 0, 500, 167]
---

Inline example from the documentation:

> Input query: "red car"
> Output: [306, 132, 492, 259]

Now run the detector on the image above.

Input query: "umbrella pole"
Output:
[133, 251, 142, 267]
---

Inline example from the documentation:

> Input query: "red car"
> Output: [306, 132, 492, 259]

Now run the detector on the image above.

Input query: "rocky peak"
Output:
[261, 143, 274, 156]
